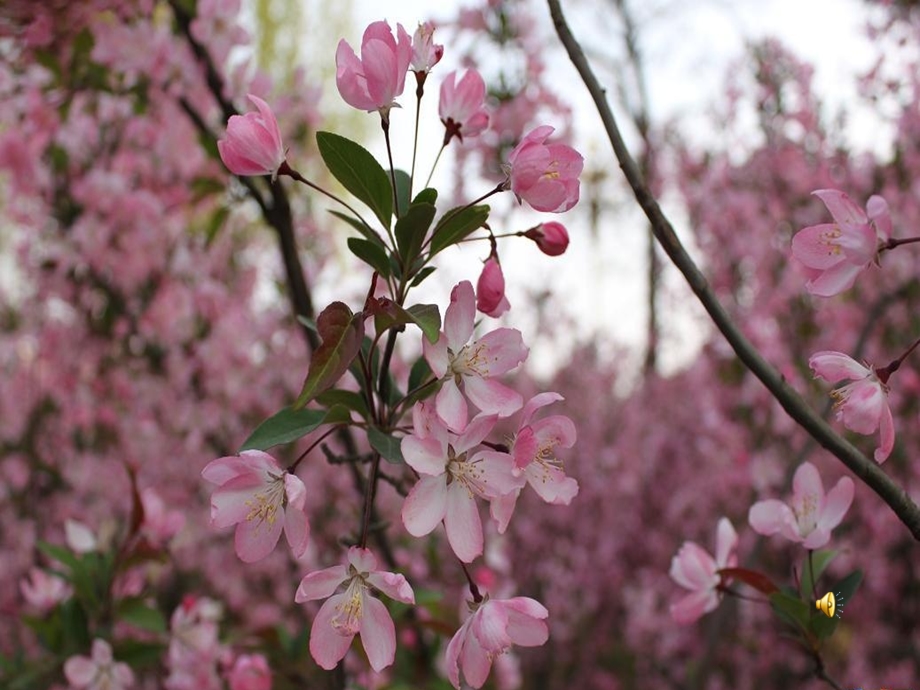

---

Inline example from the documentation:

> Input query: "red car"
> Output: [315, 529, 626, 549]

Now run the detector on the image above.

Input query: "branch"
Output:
[547, 0, 920, 540]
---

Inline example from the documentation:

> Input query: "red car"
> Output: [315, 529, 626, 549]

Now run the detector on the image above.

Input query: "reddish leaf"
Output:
[718, 567, 779, 594]
[294, 302, 364, 408]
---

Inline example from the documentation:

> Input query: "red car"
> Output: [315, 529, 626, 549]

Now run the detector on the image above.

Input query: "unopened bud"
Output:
[525, 222, 569, 256]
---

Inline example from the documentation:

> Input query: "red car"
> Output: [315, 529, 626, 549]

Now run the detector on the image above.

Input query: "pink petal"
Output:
[284, 472, 307, 510]
[346, 546, 378, 573]
[469, 450, 524, 498]
[714, 517, 738, 569]
[445, 282, 476, 351]
[806, 261, 864, 297]
[668, 542, 717, 591]
[362, 38, 398, 108]
[234, 510, 283, 563]
[63, 655, 96, 686]
[513, 426, 539, 469]
[876, 399, 895, 463]
[809, 351, 871, 382]
[445, 620, 470, 689]
[792, 462, 823, 501]
[453, 413, 498, 454]
[791, 223, 848, 270]
[489, 490, 519, 534]
[359, 595, 397, 672]
[366, 571, 415, 604]
[423, 334, 449, 377]
[748, 499, 796, 539]
[436, 378, 468, 432]
[402, 475, 448, 536]
[532, 415, 577, 450]
[309, 594, 354, 670]
[867, 194, 891, 240]
[817, 476, 854, 532]
[335, 40, 374, 111]
[201, 455, 251, 485]
[463, 376, 522, 419]
[283, 503, 310, 558]
[472, 600, 511, 653]
[813, 189, 868, 233]
[838, 379, 885, 434]
[209, 474, 264, 529]
[459, 618, 492, 688]
[504, 598, 549, 646]
[247, 95, 283, 156]
[519, 392, 564, 427]
[445, 483, 483, 562]
[295, 565, 348, 602]
[802, 526, 832, 550]
[670, 588, 718, 624]
[525, 465, 578, 505]
[402, 434, 448, 476]
[475, 328, 529, 375]
[113, 662, 135, 687]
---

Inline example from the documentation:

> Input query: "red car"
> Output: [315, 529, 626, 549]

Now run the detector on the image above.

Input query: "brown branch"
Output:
[547, 0, 920, 540]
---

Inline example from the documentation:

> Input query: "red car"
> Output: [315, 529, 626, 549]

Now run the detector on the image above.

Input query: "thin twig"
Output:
[547, 0, 920, 540]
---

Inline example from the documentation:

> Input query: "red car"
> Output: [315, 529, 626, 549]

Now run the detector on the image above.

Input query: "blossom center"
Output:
[446, 446, 487, 497]
[244, 472, 286, 527]
[332, 578, 366, 636]
[449, 341, 489, 379]
[793, 492, 819, 535]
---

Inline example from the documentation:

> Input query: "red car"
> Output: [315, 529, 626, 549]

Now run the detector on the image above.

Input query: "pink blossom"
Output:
[65, 519, 98, 553]
[490, 393, 578, 533]
[791, 190, 890, 297]
[445, 596, 549, 689]
[748, 462, 855, 549]
[476, 257, 509, 317]
[295, 547, 414, 673]
[809, 350, 894, 462]
[139, 487, 185, 547]
[402, 412, 522, 562]
[20, 567, 71, 612]
[524, 221, 569, 256]
[410, 21, 443, 74]
[64, 639, 135, 690]
[505, 126, 583, 213]
[424, 281, 527, 431]
[201, 450, 309, 563]
[439, 69, 490, 145]
[166, 595, 223, 688]
[227, 654, 272, 690]
[217, 95, 286, 179]
[669, 517, 738, 624]
[335, 21, 412, 120]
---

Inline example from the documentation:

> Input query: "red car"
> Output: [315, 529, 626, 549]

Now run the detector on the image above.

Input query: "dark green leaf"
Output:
[405, 303, 441, 343]
[769, 591, 810, 630]
[408, 356, 433, 393]
[429, 204, 490, 257]
[240, 408, 329, 451]
[117, 598, 167, 633]
[412, 187, 438, 206]
[114, 640, 167, 669]
[316, 131, 392, 229]
[36, 542, 79, 572]
[393, 169, 412, 217]
[410, 265, 437, 288]
[295, 302, 365, 408]
[395, 202, 436, 266]
[799, 550, 837, 599]
[832, 569, 862, 611]
[348, 237, 391, 278]
[368, 427, 404, 464]
[315, 389, 369, 418]
[328, 210, 385, 248]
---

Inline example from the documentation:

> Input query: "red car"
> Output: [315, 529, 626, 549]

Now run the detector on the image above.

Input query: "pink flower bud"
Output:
[228, 654, 272, 690]
[217, 95, 286, 179]
[476, 257, 510, 317]
[525, 222, 569, 256]
[439, 69, 489, 145]
[336, 21, 412, 120]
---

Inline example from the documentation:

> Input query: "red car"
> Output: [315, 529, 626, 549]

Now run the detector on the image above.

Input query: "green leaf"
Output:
[408, 356, 433, 393]
[294, 302, 365, 408]
[405, 303, 442, 343]
[368, 427, 404, 464]
[429, 204, 490, 257]
[410, 265, 437, 288]
[769, 591, 810, 630]
[413, 187, 438, 206]
[395, 202, 436, 266]
[114, 640, 167, 669]
[117, 598, 167, 633]
[36, 542, 79, 573]
[832, 569, 862, 610]
[328, 210, 385, 248]
[240, 408, 329, 451]
[348, 237, 391, 278]
[799, 550, 837, 599]
[316, 131, 392, 229]
[393, 169, 412, 217]
[315, 389, 369, 418]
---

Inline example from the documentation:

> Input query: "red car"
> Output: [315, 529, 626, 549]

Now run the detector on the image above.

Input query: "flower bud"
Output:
[476, 257, 509, 317]
[525, 222, 569, 256]
[218, 95, 286, 179]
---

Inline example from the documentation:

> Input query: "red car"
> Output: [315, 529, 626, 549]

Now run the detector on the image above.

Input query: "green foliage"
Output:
[316, 132, 392, 229]
[294, 302, 365, 408]
[799, 549, 837, 599]
[395, 202, 437, 270]
[240, 406, 351, 451]
[367, 426, 404, 464]
[348, 237, 392, 278]
[429, 205, 490, 257]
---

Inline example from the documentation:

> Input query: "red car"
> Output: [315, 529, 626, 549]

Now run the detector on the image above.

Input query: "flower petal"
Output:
[748, 499, 796, 539]
[366, 571, 415, 604]
[283, 503, 310, 559]
[309, 594, 354, 670]
[714, 517, 738, 569]
[817, 476, 854, 533]
[359, 595, 397, 672]
[445, 281, 476, 351]
[234, 510, 283, 563]
[445, 483, 483, 562]
[402, 475, 448, 536]
[876, 399, 895, 463]
[295, 566, 348, 602]
[670, 588, 718, 624]
[809, 351, 871, 382]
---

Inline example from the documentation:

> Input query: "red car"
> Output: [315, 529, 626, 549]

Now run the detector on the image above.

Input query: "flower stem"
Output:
[382, 117, 401, 223]
[878, 334, 920, 382]
[424, 143, 446, 189]
[880, 235, 920, 252]
[421, 183, 505, 253]
[409, 79, 424, 201]
[460, 561, 483, 603]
